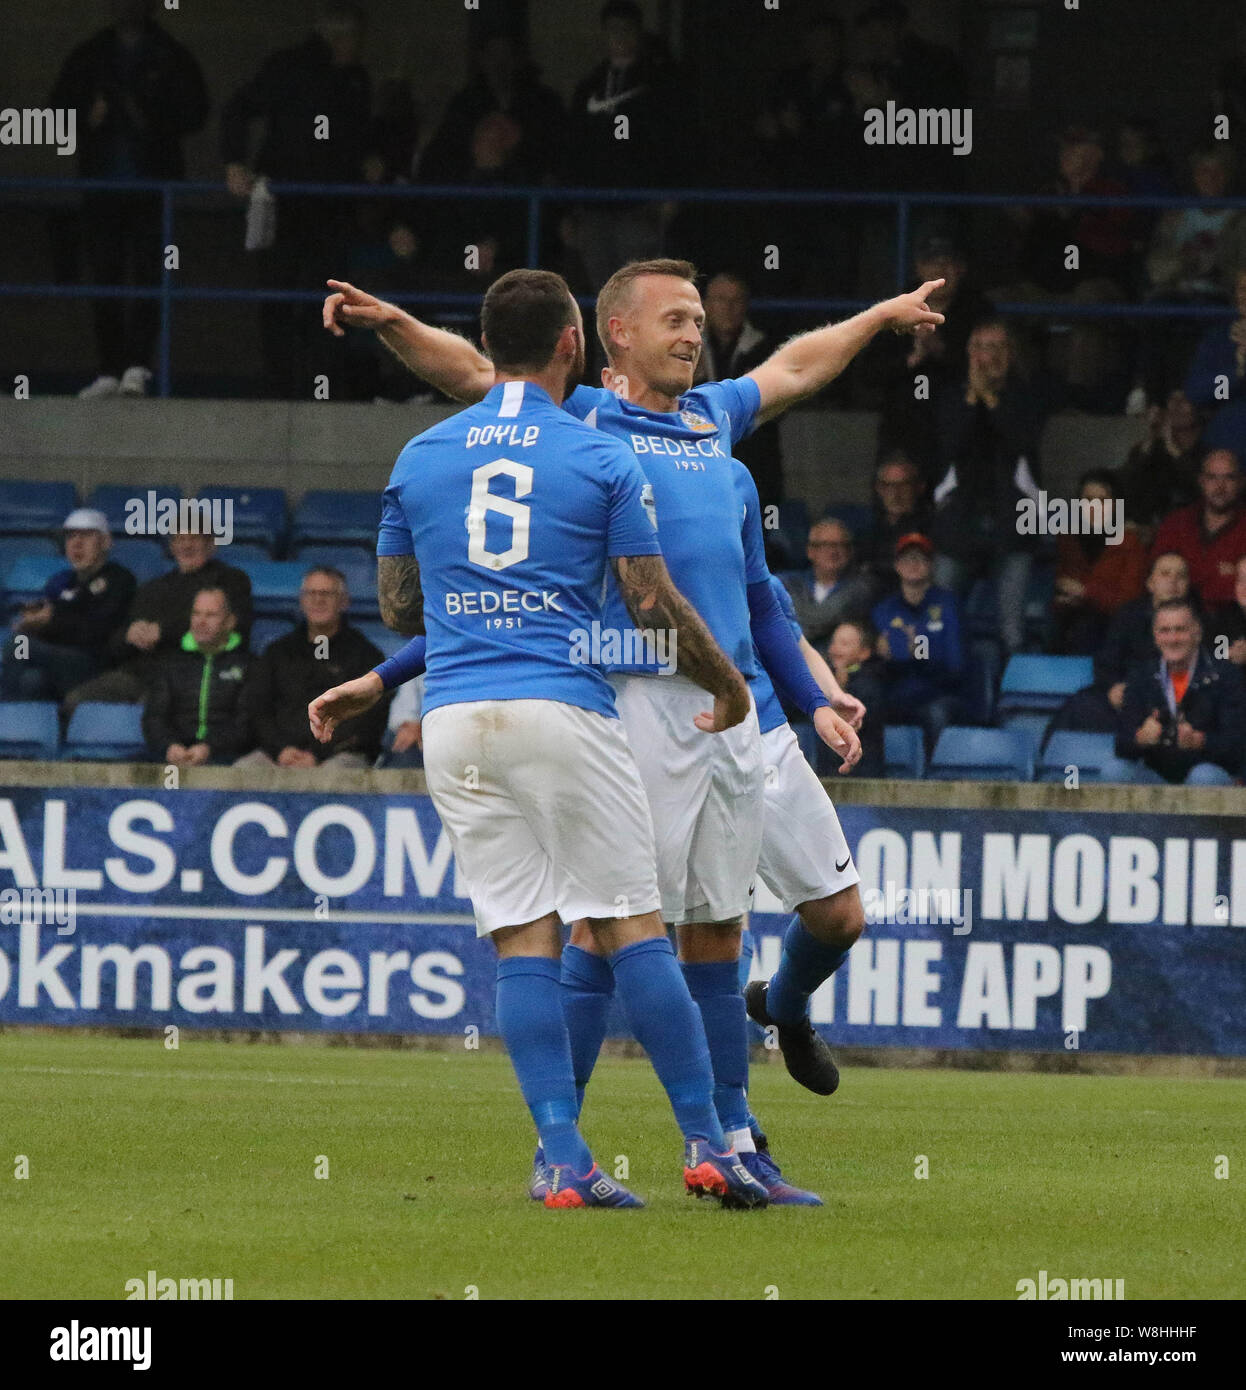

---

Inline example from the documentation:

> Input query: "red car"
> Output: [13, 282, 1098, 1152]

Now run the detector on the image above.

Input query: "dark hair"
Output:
[601, 0, 642, 27]
[481, 269, 576, 372]
[833, 617, 876, 649]
[1152, 597, 1199, 625]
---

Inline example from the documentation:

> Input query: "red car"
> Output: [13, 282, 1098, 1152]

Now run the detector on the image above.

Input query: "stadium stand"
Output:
[0, 481, 78, 536]
[62, 703, 148, 762]
[884, 724, 926, 780]
[0, 701, 60, 760]
[1035, 731, 1118, 783]
[928, 726, 1035, 783]
[197, 486, 288, 553]
[290, 491, 382, 550]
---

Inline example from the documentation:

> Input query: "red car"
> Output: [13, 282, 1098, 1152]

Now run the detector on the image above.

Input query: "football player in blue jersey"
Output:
[322, 260, 943, 1202]
[311, 269, 768, 1210]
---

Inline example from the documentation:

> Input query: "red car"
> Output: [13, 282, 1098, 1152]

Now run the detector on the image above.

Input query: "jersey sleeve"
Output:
[605, 444, 663, 558]
[562, 384, 611, 422]
[376, 470, 414, 557]
[734, 461, 770, 586]
[769, 572, 803, 642]
[704, 376, 762, 445]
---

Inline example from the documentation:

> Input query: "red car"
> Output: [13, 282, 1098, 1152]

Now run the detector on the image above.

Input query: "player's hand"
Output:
[694, 677, 751, 733]
[886, 279, 946, 337]
[832, 690, 866, 729]
[309, 672, 384, 742]
[814, 705, 861, 773]
[323, 279, 398, 337]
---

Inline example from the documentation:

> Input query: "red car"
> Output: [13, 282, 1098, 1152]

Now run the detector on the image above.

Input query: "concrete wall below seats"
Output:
[0, 399, 1146, 517]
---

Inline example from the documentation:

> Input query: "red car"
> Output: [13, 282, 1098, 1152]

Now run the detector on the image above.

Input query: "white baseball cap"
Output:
[62, 508, 110, 534]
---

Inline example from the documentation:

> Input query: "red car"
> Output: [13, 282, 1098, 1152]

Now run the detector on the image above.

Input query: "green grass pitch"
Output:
[1, 1031, 1241, 1301]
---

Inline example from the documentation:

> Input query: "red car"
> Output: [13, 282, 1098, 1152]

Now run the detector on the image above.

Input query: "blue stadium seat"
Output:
[289, 490, 380, 548]
[823, 502, 871, 538]
[0, 536, 60, 569]
[216, 541, 276, 570]
[884, 724, 925, 779]
[2, 553, 67, 609]
[0, 701, 60, 759]
[1036, 732, 1118, 784]
[62, 703, 147, 761]
[0, 481, 77, 537]
[998, 655, 1095, 713]
[109, 538, 169, 585]
[248, 616, 297, 655]
[964, 578, 998, 641]
[243, 560, 306, 618]
[1024, 561, 1056, 648]
[196, 486, 288, 553]
[964, 638, 1003, 726]
[928, 726, 1034, 782]
[1000, 712, 1051, 764]
[86, 484, 182, 535]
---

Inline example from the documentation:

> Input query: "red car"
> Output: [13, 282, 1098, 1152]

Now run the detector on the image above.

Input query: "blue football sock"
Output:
[495, 956, 592, 1173]
[766, 915, 850, 1026]
[681, 959, 751, 1140]
[560, 943, 614, 1116]
[610, 937, 726, 1149]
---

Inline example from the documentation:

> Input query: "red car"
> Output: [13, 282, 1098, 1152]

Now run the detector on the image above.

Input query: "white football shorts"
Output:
[756, 721, 860, 911]
[422, 698, 661, 937]
[608, 672, 764, 927]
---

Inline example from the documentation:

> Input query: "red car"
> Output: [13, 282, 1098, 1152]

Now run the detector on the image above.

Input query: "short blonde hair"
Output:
[595, 258, 698, 357]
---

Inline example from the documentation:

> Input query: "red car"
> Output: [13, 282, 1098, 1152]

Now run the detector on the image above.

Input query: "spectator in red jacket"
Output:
[1051, 470, 1148, 653]
[1151, 448, 1246, 605]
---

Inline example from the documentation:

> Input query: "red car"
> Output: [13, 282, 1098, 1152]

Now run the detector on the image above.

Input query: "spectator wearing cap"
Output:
[1150, 449, 1246, 607]
[871, 532, 964, 753]
[871, 232, 995, 484]
[142, 586, 252, 766]
[237, 566, 388, 769]
[1050, 470, 1148, 655]
[64, 530, 252, 717]
[781, 517, 876, 646]
[855, 449, 933, 590]
[695, 272, 784, 507]
[1105, 598, 1244, 785]
[931, 317, 1046, 652]
[826, 618, 887, 778]
[1, 509, 136, 701]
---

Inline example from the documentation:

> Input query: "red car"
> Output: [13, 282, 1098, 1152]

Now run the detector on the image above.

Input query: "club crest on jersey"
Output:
[640, 483, 657, 529]
[678, 408, 715, 433]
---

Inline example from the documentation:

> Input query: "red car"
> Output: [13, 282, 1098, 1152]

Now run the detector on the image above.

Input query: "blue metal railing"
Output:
[2, 176, 1242, 397]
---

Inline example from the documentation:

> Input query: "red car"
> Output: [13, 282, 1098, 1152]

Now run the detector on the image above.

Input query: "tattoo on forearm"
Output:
[378, 555, 425, 636]
[612, 554, 740, 697]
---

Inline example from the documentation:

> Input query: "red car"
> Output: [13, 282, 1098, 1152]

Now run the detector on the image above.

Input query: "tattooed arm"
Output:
[378, 555, 425, 636]
[612, 553, 750, 731]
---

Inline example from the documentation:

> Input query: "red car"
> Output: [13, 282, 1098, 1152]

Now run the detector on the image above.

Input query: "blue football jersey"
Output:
[378, 380, 662, 717]
[563, 378, 765, 675]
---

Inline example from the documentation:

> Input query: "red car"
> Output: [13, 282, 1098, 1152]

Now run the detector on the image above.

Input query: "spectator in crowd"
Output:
[871, 233, 995, 482]
[1183, 269, 1246, 457]
[1151, 448, 1246, 606]
[142, 586, 252, 766]
[1107, 598, 1244, 785]
[1207, 553, 1246, 667]
[931, 318, 1045, 651]
[856, 450, 932, 590]
[221, 3, 373, 398]
[1114, 389, 1202, 537]
[64, 531, 252, 715]
[50, 0, 209, 399]
[872, 532, 964, 754]
[567, 1, 678, 287]
[383, 673, 424, 769]
[1, 510, 135, 701]
[782, 518, 875, 645]
[421, 31, 563, 185]
[693, 272, 783, 507]
[1112, 117, 1176, 205]
[826, 619, 886, 778]
[1051, 550, 1191, 735]
[237, 566, 387, 768]
[1007, 127, 1133, 408]
[1050, 470, 1148, 654]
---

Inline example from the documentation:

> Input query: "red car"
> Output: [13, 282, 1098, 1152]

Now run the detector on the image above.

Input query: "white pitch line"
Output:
[56, 904, 476, 926]
[8, 1063, 495, 1090]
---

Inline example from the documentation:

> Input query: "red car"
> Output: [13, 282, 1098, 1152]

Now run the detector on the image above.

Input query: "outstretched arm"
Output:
[323, 280, 495, 404]
[800, 634, 865, 729]
[747, 280, 946, 425]
[612, 553, 750, 731]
